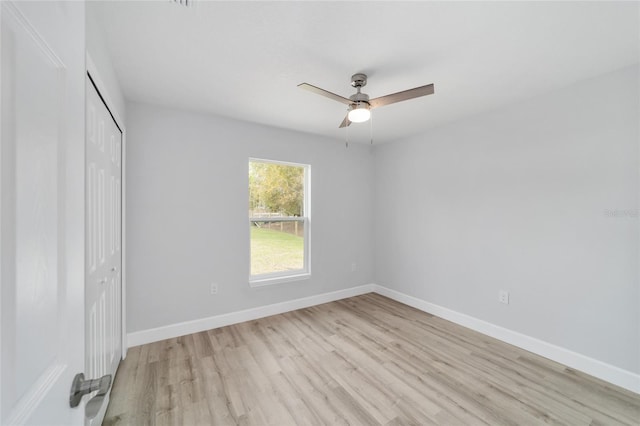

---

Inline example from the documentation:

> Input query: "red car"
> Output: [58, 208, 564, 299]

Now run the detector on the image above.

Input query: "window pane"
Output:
[250, 221, 305, 276]
[249, 161, 304, 217]
[249, 159, 309, 281]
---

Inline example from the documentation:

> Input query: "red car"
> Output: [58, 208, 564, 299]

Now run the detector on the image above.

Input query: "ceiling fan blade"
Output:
[298, 83, 352, 106]
[369, 84, 434, 109]
[339, 114, 351, 128]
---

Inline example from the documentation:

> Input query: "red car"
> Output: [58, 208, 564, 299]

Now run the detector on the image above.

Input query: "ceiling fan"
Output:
[298, 73, 434, 128]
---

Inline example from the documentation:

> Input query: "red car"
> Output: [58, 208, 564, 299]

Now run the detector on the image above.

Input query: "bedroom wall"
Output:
[374, 65, 639, 374]
[86, 3, 126, 119]
[125, 102, 374, 333]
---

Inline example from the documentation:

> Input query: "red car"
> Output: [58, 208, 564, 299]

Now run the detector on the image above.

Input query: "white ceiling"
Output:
[92, 1, 639, 144]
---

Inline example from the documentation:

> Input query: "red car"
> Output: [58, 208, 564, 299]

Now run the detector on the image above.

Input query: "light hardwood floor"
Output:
[104, 293, 640, 425]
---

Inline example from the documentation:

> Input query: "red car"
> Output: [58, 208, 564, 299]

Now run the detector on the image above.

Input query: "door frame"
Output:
[86, 53, 127, 360]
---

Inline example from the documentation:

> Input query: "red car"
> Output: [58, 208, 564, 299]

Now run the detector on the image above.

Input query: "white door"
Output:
[0, 1, 86, 425]
[85, 75, 122, 426]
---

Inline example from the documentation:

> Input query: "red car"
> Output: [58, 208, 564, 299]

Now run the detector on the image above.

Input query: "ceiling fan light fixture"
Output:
[348, 103, 371, 123]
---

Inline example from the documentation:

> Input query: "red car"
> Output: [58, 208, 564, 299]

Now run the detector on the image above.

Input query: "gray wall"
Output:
[86, 3, 126, 119]
[125, 102, 374, 333]
[374, 65, 639, 373]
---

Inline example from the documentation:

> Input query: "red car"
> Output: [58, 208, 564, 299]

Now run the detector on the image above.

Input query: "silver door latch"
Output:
[69, 373, 112, 408]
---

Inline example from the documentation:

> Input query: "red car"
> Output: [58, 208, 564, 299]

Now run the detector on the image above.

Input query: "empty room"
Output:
[1, 1, 639, 425]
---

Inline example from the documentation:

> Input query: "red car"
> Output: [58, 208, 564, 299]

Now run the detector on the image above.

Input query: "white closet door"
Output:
[85, 75, 123, 426]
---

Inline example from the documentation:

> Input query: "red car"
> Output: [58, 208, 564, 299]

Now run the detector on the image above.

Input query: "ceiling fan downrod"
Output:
[349, 73, 370, 105]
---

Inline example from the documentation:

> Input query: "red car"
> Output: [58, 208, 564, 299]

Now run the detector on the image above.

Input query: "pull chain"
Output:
[345, 111, 349, 148]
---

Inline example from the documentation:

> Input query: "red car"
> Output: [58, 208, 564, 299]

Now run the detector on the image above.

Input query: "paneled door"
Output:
[0, 1, 86, 424]
[85, 75, 122, 426]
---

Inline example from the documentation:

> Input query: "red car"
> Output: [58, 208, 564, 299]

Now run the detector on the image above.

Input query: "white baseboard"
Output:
[127, 284, 375, 348]
[372, 284, 640, 395]
[127, 282, 639, 395]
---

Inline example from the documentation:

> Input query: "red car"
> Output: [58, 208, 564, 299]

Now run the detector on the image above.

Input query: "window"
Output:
[249, 158, 310, 286]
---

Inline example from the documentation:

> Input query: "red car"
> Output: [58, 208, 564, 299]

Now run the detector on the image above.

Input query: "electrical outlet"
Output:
[499, 290, 509, 304]
[351, 262, 357, 272]
[210, 283, 218, 295]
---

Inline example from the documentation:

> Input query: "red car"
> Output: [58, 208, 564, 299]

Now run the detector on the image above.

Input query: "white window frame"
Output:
[249, 158, 310, 287]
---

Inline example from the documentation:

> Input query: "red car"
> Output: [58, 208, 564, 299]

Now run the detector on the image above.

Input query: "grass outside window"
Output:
[250, 225, 304, 276]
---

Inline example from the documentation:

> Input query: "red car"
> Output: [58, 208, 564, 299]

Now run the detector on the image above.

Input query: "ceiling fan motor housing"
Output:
[349, 92, 370, 103]
[351, 73, 368, 88]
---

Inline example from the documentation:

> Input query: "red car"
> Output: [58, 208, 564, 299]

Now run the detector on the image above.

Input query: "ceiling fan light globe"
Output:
[348, 106, 371, 123]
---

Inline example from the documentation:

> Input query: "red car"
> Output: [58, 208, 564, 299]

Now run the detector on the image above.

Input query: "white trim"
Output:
[249, 157, 306, 169]
[0, 3, 4, 422]
[86, 53, 128, 359]
[250, 217, 304, 223]
[125, 282, 639, 395]
[372, 284, 640, 395]
[249, 272, 311, 288]
[121, 126, 127, 359]
[127, 284, 375, 347]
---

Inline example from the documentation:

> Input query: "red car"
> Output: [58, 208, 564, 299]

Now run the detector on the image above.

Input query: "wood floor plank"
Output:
[105, 293, 640, 425]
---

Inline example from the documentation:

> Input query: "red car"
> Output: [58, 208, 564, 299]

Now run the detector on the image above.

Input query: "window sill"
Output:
[249, 272, 311, 288]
